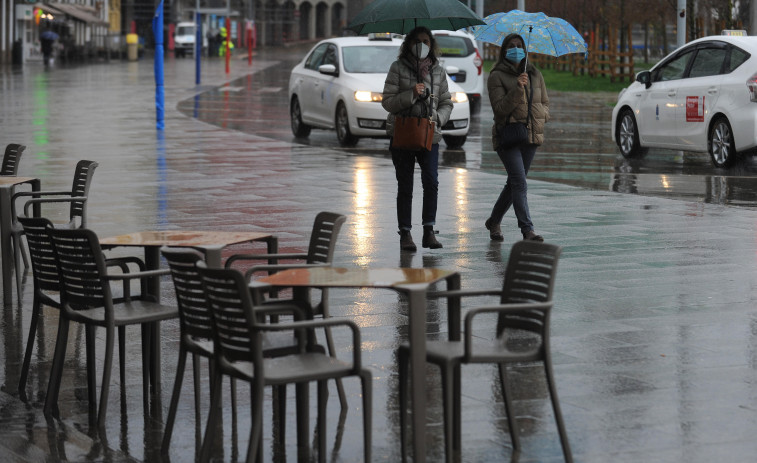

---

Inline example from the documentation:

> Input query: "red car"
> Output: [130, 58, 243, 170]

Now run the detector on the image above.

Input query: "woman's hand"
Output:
[517, 73, 528, 88]
[413, 82, 426, 97]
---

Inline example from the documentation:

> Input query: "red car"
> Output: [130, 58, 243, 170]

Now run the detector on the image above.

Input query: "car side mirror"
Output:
[319, 64, 338, 76]
[636, 70, 651, 89]
[445, 65, 460, 75]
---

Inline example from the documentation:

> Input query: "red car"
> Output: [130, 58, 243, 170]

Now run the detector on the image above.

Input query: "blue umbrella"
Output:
[471, 10, 587, 67]
[40, 30, 59, 41]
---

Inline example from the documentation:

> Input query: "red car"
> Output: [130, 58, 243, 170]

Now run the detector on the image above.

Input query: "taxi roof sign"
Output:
[368, 32, 393, 40]
[722, 30, 748, 36]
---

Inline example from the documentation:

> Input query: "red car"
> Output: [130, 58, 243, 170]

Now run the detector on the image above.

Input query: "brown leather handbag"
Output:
[392, 115, 435, 151]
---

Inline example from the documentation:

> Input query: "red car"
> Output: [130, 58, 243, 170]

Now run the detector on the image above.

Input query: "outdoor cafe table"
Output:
[100, 230, 277, 391]
[250, 266, 461, 462]
[100, 230, 278, 299]
[0, 176, 41, 304]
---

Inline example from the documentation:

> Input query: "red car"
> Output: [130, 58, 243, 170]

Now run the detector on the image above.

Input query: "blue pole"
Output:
[152, 0, 165, 130]
[195, 12, 202, 85]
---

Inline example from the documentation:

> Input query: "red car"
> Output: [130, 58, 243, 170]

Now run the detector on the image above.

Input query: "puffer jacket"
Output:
[488, 58, 550, 148]
[382, 55, 453, 145]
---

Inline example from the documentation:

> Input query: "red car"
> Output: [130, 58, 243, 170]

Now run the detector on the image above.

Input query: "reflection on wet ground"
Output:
[178, 44, 757, 209]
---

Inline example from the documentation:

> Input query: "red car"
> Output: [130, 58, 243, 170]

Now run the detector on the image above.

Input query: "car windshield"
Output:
[342, 45, 399, 73]
[177, 26, 195, 35]
[435, 36, 474, 57]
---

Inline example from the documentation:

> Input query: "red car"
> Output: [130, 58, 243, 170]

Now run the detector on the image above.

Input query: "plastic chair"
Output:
[10, 160, 99, 303]
[44, 227, 178, 431]
[397, 241, 572, 463]
[160, 247, 316, 456]
[225, 211, 349, 409]
[16, 216, 145, 401]
[197, 266, 372, 463]
[1, 143, 25, 176]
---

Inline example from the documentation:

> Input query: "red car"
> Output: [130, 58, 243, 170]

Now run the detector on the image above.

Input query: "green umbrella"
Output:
[347, 0, 485, 35]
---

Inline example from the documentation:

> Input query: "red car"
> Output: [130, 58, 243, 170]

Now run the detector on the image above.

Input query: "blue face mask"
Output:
[506, 47, 525, 63]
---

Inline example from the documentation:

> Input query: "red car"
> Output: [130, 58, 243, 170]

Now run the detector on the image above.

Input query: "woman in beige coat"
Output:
[485, 33, 549, 242]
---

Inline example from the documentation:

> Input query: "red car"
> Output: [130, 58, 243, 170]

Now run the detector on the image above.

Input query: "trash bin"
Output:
[126, 33, 138, 61]
[12, 39, 23, 66]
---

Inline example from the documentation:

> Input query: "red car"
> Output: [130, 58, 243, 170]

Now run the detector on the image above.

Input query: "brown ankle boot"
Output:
[422, 226, 443, 249]
[399, 230, 417, 251]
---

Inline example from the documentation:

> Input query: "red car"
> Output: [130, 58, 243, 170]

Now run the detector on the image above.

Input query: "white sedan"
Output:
[611, 34, 757, 167]
[288, 34, 470, 148]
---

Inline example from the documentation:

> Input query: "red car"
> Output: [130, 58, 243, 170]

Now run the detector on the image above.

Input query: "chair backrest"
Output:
[18, 216, 61, 293]
[69, 160, 99, 226]
[161, 247, 214, 343]
[47, 227, 111, 311]
[306, 211, 347, 265]
[497, 241, 562, 335]
[1, 144, 25, 176]
[198, 266, 263, 367]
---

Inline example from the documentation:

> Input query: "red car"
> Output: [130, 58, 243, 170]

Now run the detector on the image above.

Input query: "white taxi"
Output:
[288, 34, 471, 148]
[611, 33, 757, 167]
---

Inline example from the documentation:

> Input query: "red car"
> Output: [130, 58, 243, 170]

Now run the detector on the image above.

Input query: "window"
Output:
[322, 45, 338, 67]
[305, 43, 329, 70]
[434, 35, 474, 57]
[728, 47, 750, 72]
[654, 49, 694, 82]
[688, 47, 726, 78]
[342, 45, 399, 73]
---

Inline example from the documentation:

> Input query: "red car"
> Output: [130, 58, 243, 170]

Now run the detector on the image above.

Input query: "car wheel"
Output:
[617, 109, 646, 158]
[290, 96, 311, 138]
[443, 135, 467, 149]
[335, 102, 359, 146]
[709, 117, 737, 168]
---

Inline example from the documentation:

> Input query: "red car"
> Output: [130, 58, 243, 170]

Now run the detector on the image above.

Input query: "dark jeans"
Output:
[391, 142, 439, 231]
[490, 143, 537, 234]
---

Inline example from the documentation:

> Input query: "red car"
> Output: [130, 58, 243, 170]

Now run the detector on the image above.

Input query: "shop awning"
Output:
[42, 2, 108, 26]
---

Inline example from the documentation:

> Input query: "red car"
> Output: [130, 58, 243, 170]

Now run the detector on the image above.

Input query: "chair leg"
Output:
[498, 363, 520, 451]
[193, 354, 204, 455]
[119, 326, 126, 387]
[200, 370, 224, 463]
[85, 325, 97, 425]
[398, 346, 409, 463]
[141, 324, 151, 416]
[452, 363, 462, 460]
[319, 292, 348, 412]
[161, 346, 187, 454]
[361, 370, 373, 463]
[96, 324, 115, 431]
[44, 315, 70, 417]
[273, 384, 287, 452]
[439, 363, 455, 463]
[295, 382, 310, 462]
[317, 380, 327, 463]
[18, 296, 42, 399]
[543, 359, 573, 463]
[12, 235, 23, 303]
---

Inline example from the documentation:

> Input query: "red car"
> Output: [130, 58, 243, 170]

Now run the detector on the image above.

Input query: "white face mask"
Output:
[412, 42, 430, 59]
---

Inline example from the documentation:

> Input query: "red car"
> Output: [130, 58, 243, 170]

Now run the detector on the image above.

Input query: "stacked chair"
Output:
[198, 265, 372, 463]
[397, 241, 572, 462]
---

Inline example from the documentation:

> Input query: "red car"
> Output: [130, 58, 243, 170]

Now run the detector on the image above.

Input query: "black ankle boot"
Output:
[422, 226, 443, 249]
[399, 230, 417, 251]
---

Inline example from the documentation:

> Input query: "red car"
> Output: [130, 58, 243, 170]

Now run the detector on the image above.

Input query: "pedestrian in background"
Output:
[382, 26, 452, 252]
[485, 33, 549, 242]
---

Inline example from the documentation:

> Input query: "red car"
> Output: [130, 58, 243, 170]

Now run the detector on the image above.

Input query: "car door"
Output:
[675, 43, 727, 149]
[312, 44, 339, 127]
[639, 48, 695, 145]
[298, 43, 329, 124]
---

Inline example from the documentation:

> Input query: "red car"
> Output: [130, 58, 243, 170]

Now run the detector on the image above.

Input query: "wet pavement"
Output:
[2, 48, 757, 463]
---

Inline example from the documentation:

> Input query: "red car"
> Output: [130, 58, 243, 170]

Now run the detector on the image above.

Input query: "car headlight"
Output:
[354, 91, 383, 102]
[451, 92, 468, 103]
